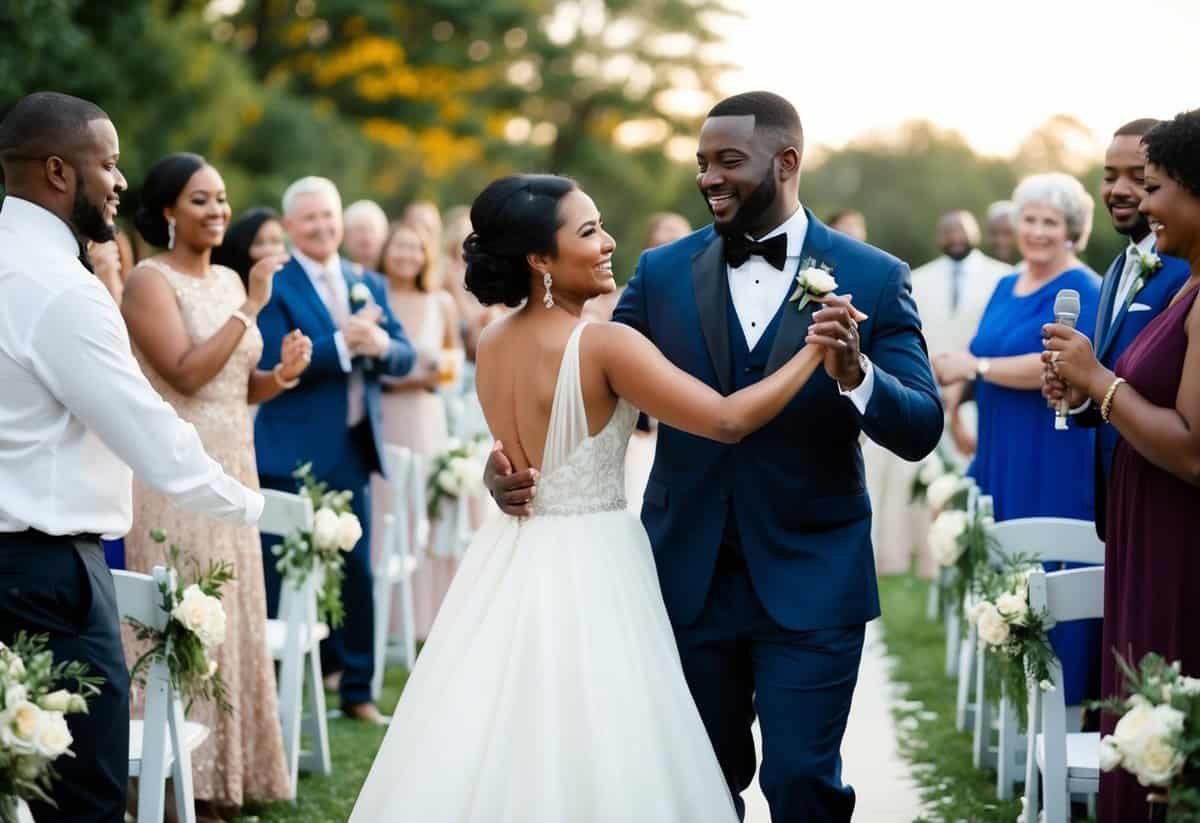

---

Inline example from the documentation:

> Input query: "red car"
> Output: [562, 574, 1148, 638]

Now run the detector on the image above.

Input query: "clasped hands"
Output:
[343, 304, 391, 358]
[806, 293, 869, 390]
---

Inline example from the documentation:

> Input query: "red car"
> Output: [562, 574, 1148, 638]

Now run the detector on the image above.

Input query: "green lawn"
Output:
[234, 666, 409, 823]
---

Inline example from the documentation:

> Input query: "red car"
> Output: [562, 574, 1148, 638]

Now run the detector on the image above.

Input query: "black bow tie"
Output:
[724, 233, 787, 270]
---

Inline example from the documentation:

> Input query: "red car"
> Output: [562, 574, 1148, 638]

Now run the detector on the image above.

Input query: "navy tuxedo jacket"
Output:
[254, 256, 415, 481]
[613, 211, 943, 630]
[1080, 248, 1190, 538]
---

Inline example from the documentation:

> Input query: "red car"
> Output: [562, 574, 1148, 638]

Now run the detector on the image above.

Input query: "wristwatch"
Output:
[974, 358, 992, 381]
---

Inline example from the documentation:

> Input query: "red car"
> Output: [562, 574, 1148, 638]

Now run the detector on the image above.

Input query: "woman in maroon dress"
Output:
[1044, 108, 1200, 821]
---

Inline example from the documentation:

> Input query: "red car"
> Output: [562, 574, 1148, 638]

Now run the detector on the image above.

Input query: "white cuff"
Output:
[243, 488, 265, 526]
[1070, 398, 1092, 415]
[333, 331, 353, 373]
[839, 354, 875, 415]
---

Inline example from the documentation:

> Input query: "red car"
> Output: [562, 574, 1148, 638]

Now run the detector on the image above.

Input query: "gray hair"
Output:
[1011, 173, 1094, 251]
[281, 176, 342, 216]
[986, 200, 1015, 224]
[343, 199, 388, 232]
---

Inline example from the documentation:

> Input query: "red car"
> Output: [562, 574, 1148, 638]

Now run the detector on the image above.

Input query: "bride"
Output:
[349, 174, 861, 822]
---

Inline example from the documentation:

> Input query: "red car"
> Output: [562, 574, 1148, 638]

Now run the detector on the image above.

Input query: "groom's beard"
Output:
[711, 168, 778, 240]
[70, 182, 115, 244]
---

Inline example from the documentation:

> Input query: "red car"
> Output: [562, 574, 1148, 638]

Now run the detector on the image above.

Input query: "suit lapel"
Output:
[691, 234, 733, 395]
[765, 210, 833, 375]
[288, 256, 338, 334]
[1095, 251, 1125, 360]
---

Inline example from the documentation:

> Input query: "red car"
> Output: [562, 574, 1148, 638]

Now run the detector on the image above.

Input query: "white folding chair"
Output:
[114, 567, 209, 823]
[973, 518, 1103, 798]
[260, 489, 330, 791]
[1022, 566, 1103, 823]
[371, 445, 426, 700]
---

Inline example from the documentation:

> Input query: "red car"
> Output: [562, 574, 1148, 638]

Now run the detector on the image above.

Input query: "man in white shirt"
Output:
[0, 92, 263, 823]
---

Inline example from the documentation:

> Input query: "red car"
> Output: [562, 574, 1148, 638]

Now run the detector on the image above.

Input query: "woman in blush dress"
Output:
[934, 172, 1102, 710]
[121, 154, 311, 818]
[369, 221, 464, 641]
[1044, 110, 1200, 822]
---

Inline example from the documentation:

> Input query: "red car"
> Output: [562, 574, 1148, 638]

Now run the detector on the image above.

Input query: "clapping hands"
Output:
[343, 304, 390, 358]
[276, 329, 313, 382]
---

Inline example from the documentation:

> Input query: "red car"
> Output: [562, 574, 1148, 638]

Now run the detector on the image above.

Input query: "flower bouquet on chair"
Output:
[126, 530, 233, 715]
[0, 634, 101, 823]
[270, 462, 362, 627]
[425, 436, 488, 558]
[1095, 652, 1200, 822]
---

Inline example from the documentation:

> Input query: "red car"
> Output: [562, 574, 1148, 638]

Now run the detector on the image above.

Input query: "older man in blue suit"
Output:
[1045, 119, 1191, 540]
[489, 92, 943, 821]
[255, 176, 420, 722]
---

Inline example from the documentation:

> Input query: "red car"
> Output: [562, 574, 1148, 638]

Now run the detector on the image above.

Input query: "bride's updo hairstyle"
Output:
[464, 174, 576, 307]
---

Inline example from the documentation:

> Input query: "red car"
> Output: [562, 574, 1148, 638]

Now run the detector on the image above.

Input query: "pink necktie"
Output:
[321, 265, 365, 426]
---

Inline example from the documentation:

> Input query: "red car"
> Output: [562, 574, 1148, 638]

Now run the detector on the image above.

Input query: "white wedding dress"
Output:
[350, 322, 738, 822]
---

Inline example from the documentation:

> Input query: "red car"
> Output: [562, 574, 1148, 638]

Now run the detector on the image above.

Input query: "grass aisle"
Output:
[878, 574, 1023, 823]
[235, 666, 409, 823]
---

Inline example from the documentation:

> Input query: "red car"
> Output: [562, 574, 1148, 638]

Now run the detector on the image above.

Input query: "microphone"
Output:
[1052, 288, 1081, 431]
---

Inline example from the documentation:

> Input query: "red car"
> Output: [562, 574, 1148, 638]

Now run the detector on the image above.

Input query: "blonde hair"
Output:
[383, 221, 440, 292]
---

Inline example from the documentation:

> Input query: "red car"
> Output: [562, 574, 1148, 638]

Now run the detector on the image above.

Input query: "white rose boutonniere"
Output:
[1125, 247, 1164, 310]
[788, 258, 838, 312]
[350, 282, 372, 308]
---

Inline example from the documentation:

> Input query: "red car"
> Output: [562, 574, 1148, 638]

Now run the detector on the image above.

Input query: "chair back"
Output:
[112, 567, 171, 631]
[260, 489, 314, 539]
[1028, 565, 1104, 627]
[991, 518, 1104, 567]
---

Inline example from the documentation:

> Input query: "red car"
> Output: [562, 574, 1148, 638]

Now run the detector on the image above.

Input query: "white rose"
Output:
[929, 510, 969, 567]
[448, 457, 479, 494]
[995, 591, 1029, 624]
[335, 512, 363, 552]
[800, 267, 837, 295]
[0, 700, 43, 754]
[1140, 251, 1161, 270]
[1039, 679, 1056, 693]
[1098, 735, 1123, 771]
[1112, 696, 1157, 763]
[32, 710, 72, 759]
[1177, 676, 1200, 697]
[926, 474, 966, 512]
[198, 598, 227, 649]
[918, 456, 944, 486]
[350, 282, 372, 304]
[975, 602, 1010, 648]
[37, 690, 71, 713]
[1133, 734, 1184, 787]
[437, 467, 464, 497]
[966, 600, 988, 626]
[5, 683, 28, 708]
[172, 585, 226, 648]
[312, 507, 341, 552]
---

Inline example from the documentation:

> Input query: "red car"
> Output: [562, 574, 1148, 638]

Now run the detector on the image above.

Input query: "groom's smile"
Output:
[696, 111, 798, 239]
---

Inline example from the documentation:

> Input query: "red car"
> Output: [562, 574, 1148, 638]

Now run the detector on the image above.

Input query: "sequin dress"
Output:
[124, 259, 291, 805]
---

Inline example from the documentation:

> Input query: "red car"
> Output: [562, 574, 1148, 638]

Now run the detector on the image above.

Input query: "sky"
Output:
[716, 0, 1200, 157]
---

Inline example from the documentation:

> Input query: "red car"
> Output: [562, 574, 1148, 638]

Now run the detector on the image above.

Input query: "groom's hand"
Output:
[808, 296, 865, 389]
[484, 441, 537, 517]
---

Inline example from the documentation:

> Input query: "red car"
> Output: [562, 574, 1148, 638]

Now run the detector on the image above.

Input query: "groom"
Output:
[489, 92, 942, 820]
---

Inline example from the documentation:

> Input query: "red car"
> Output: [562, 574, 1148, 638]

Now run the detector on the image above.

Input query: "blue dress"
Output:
[968, 267, 1102, 706]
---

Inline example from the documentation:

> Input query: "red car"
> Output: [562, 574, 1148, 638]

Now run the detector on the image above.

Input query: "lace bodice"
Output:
[530, 323, 638, 518]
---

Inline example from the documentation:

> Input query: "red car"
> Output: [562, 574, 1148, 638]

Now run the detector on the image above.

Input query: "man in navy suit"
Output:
[489, 92, 942, 821]
[1045, 119, 1191, 539]
[255, 176, 420, 722]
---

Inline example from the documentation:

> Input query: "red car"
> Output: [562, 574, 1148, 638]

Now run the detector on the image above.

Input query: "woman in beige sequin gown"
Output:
[370, 222, 463, 640]
[120, 155, 312, 816]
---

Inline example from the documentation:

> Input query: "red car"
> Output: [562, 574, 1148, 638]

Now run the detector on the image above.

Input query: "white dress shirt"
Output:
[726, 206, 874, 411]
[1111, 233, 1158, 327]
[0, 196, 263, 537]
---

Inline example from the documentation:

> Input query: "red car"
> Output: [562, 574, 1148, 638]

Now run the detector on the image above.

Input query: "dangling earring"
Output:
[167, 217, 176, 251]
[542, 270, 554, 309]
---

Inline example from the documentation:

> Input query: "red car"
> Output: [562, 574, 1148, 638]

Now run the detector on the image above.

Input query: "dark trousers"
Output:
[0, 532, 130, 823]
[260, 423, 376, 709]
[675, 532, 864, 823]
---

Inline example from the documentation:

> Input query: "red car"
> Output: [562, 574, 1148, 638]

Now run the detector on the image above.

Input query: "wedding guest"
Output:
[0, 91, 263, 823]
[934, 172, 1101, 707]
[867, 210, 1008, 576]
[122, 153, 306, 815]
[985, 200, 1018, 264]
[344, 199, 390, 272]
[1044, 120, 1191, 540]
[370, 222, 462, 640]
[827, 208, 867, 241]
[644, 211, 693, 249]
[254, 176, 420, 724]
[1043, 109, 1200, 822]
[211, 206, 288, 285]
[440, 204, 490, 362]
[403, 199, 443, 249]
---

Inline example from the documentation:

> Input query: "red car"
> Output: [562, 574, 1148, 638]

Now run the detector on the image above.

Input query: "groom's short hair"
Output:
[708, 91, 803, 156]
[0, 92, 109, 176]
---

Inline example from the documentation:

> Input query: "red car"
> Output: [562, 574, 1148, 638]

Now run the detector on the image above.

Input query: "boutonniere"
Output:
[788, 258, 838, 312]
[349, 281, 372, 309]
[1125, 248, 1164, 309]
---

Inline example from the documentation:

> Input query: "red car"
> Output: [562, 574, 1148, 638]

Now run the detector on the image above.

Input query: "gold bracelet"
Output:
[272, 363, 300, 390]
[231, 309, 254, 330]
[1100, 377, 1127, 423]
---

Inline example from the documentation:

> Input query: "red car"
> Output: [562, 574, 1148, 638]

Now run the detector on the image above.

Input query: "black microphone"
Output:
[1053, 288, 1081, 431]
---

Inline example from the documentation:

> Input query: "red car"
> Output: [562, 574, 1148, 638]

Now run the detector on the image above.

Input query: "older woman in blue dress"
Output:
[933, 172, 1102, 708]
